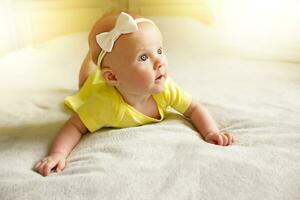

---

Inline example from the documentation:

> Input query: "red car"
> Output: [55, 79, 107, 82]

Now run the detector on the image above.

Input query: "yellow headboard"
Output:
[128, 0, 214, 24]
[0, 0, 214, 55]
[13, 0, 120, 46]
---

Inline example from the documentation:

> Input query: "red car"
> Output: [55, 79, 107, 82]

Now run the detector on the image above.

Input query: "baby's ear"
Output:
[101, 67, 119, 86]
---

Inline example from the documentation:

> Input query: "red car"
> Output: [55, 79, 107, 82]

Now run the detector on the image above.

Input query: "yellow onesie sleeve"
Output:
[64, 68, 121, 133]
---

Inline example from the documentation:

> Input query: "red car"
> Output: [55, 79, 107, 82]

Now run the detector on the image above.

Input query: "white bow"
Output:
[95, 12, 154, 66]
[96, 12, 138, 52]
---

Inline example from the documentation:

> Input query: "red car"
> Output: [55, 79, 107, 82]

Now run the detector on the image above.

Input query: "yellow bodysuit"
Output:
[65, 68, 191, 133]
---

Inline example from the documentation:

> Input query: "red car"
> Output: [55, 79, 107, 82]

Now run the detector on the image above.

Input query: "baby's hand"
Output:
[204, 132, 234, 146]
[33, 152, 66, 176]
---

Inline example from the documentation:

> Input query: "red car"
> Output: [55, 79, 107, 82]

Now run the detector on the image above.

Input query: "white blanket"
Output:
[0, 19, 300, 200]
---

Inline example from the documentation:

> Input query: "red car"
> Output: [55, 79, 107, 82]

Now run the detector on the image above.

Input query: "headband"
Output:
[95, 12, 154, 67]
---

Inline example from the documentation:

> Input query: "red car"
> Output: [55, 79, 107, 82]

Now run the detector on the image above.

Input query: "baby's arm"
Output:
[184, 100, 234, 146]
[79, 50, 97, 88]
[34, 114, 88, 176]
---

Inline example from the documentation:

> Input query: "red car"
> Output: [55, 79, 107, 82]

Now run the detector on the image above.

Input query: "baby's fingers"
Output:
[43, 160, 58, 176]
[33, 160, 42, 171]
[221, 134, 229, 146]
[56, 160, 66, 172]
[34, 159, 49, 174]
[217, 134, 230, 146]
[224, 133, 234, 145]
[216, 134, 224, 146]
[37, 158, 57, 176]
[36, 160, 48, 175]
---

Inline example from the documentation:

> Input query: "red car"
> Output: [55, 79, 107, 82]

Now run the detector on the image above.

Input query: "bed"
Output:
[0, 16, 300, 200]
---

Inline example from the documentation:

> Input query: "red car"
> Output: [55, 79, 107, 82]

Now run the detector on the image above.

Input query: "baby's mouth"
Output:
[155, 74, 165, 81]
[155, 75, 162, 80]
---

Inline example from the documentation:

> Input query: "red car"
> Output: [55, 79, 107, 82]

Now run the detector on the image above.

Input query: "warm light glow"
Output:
[0, 1, 17, 54]
[0, 0, 117, 55]
[219, 0, 299, 41]
[1, 0, 300, 61]
[215, 0, 300, 61]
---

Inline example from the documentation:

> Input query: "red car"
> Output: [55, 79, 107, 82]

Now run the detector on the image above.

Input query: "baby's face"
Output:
[104, 22, 168, 96]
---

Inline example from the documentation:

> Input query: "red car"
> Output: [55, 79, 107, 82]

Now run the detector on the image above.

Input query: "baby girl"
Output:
[34, 12, 234, 176]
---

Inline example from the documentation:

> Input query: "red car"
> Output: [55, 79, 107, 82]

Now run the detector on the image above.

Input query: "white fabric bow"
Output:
[96, 12, 138, 52]
[95, 12, 154, 66]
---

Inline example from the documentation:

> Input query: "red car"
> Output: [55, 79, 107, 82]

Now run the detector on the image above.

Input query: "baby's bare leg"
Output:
[79, 50, 97, 88]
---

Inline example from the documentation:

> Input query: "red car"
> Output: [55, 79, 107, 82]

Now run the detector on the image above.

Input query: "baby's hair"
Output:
[88, 10, 143, 68]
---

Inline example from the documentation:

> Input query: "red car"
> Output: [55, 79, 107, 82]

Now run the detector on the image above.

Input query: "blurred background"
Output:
[0, 0, 300, 62]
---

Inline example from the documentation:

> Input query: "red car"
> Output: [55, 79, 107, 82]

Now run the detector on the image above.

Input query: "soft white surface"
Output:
[0, 17, 300, 200]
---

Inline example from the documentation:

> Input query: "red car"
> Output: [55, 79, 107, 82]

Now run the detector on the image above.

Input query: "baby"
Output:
[34, 12, 234, 176]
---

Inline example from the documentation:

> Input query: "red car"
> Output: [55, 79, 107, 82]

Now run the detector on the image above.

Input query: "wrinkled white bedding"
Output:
[0, 18, 300, 200]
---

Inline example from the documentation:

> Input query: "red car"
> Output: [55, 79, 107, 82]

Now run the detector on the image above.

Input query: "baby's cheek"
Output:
[137, 74, 151, 86]
[136, 72, 153, 87]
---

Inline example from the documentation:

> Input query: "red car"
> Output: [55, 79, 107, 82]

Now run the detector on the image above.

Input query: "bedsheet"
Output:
[0, 23, 300, 199]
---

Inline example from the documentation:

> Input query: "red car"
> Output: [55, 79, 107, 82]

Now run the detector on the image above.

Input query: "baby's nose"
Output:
[153, 60, 163, 70]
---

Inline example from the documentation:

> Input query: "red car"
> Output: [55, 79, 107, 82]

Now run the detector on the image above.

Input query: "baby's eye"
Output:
[157, 48, 162, 55]
[138, 54, 148, 62]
